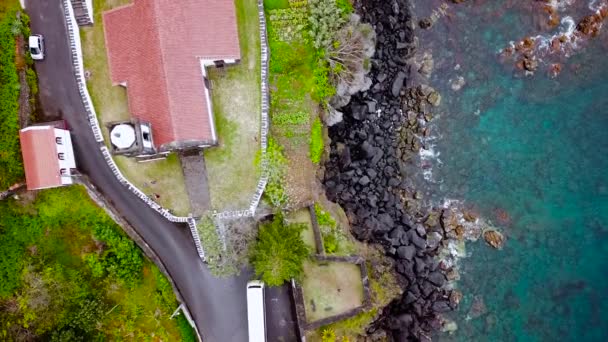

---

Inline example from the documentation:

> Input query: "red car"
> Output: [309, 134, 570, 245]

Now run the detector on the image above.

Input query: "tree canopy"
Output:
[250, 215, 309, 286]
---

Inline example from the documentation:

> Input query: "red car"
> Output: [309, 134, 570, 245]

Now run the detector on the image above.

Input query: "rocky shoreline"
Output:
[322, 0, 459, 340]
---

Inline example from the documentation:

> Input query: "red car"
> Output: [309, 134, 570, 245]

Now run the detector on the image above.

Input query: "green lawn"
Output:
[302, 260, 364, 322]
[80, 0, 190, 216]
[0, 186, 188, 340]
[204, 0, 262, 211]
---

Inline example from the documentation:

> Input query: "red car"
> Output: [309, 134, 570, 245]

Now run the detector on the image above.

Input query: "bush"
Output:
[309, 117, 324, 164]
[308, 0, 347, 49]
[250, 215, 309, 286]
[197, 216, 238, 277]
[323, 233, 338, 254]
[336, 0, 354, 16]
[315, 203, 337, 228]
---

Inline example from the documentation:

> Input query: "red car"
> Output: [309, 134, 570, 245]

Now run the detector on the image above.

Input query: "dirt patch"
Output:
[302, 261, 364, 322]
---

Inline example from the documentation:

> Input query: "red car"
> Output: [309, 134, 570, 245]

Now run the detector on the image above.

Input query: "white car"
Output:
[29, 34, 44, 61]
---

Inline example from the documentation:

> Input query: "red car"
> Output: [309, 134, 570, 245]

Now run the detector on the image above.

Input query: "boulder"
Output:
[483, 229, 505, 249]
[359, 176, 371, 186]
[427, 271, 446, 287]
[378, 213, 395, 229]
[426, 231, 443, 249]
[397, 245, 416, 260]
[410, 231, 427, 249]
[427, 91, 441, 107]
[351, 104, 368, 120]
[432, 300, 452, 313]
[391, 71, 407, 97]
[449, 290, 463, 307]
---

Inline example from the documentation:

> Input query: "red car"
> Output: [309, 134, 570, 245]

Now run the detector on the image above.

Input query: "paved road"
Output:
[266, 285, 300, 342]
[26, 1, 298, 341]
[26, 1, 254, 341]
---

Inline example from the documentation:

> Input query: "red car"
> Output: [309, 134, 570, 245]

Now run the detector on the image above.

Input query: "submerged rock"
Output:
[427, 91, 442, 107]
[467, 295, 487, 320]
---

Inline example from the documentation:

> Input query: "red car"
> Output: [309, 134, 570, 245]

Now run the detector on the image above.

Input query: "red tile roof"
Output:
[19, 127, 62, 190]
[103, 0, 241, 149]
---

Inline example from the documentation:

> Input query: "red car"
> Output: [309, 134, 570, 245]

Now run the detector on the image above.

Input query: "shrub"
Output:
[308, 0, 347, 49]
[259, 138, 289, 207]
[323, 233, 338, 253]
[250, 215, 309, 286]
[321, 328, 336, 342]
[336, 0, 354, 16]
[314, 203, 336, 228]
[309, 117, 324, 164]
[311, 58, 336, 102]
[26, 67, 38, 95]
[197, 216, 237, 277]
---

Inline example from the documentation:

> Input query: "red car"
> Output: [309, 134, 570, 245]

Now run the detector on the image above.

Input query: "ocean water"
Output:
[409, 1, 608, 341]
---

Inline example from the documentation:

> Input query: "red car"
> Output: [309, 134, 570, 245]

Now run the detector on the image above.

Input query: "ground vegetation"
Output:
[0, 3, 27, 189]
[0, 186, 190, 340]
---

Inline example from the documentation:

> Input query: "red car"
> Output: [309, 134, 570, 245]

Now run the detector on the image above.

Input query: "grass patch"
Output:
[0, 186, 185, 340]
[204, 0, 261, 210]
[114, 154, 190, 216]
[302, 261, 363, 322]
[264, 0, 290, 10]
[80, 0, 190, 215]
[309, 117, 324, 164]
[175, 313, 197, 342]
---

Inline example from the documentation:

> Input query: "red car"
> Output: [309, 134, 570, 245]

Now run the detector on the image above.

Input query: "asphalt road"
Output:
[26, 1, 253, 341]
[25, 1, 298, 341]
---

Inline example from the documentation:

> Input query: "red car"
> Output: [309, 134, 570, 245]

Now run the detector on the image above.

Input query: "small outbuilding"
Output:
[19, 124, 77, 190]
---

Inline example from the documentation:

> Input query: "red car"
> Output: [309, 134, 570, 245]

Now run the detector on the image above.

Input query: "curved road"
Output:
[26, 1, 253, 341]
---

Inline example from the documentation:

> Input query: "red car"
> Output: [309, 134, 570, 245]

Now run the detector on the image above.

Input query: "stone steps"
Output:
[70, 0, 92, 26]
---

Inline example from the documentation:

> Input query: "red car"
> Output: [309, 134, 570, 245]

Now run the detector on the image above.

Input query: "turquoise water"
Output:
[411, 1, 608, 341]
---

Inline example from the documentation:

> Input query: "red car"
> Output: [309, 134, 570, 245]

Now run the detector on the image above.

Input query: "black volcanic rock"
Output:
[322, 0, 455, 339]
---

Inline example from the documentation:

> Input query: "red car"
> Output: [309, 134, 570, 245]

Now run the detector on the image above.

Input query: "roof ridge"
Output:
[150, 0, 179, 144]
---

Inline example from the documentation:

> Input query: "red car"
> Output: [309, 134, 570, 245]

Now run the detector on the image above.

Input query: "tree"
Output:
[250, 215, 309, 286]
[327, 18, 375, 95]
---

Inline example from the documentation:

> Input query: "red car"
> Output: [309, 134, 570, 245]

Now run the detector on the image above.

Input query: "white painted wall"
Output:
[85, 0, 94, 23]
[199, 60, 217, 143]
[54, 129, 76, 185]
